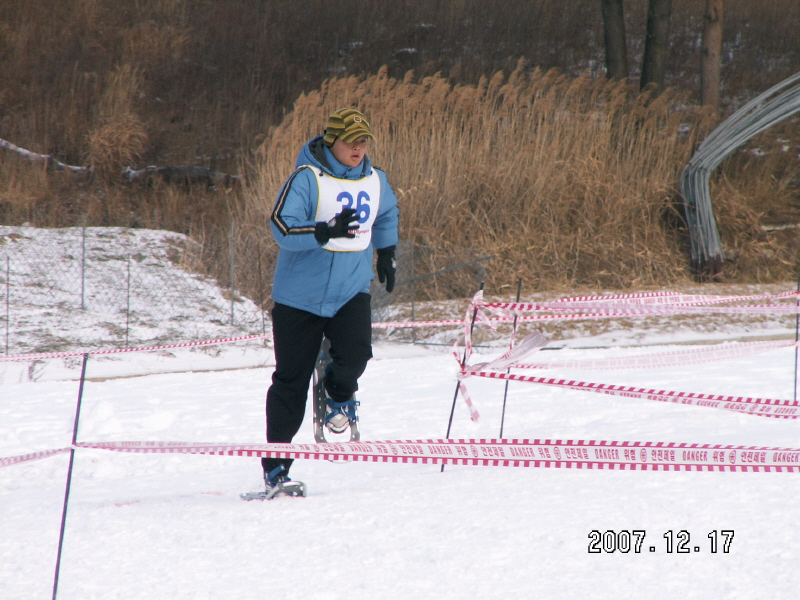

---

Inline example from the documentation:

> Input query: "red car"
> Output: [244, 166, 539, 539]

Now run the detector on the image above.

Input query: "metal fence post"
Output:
[81, 215, 87, 310]
[257, 245, 267, 343]
[125, 254, 131, 348]
[410, 241, 416, 344]
[229, 222, 235, 326]
[4, 256, 9, 354]
[52, 352, 90, 600]
[794, 274, 799, 402]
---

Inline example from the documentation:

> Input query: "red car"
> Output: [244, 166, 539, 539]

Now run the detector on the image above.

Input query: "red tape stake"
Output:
[73, 440, 800, 472]
[462, 370, 800, 418]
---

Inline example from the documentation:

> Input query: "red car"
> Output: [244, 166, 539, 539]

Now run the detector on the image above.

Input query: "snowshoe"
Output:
[324, 396, 359, 434]
[312, 337, 360, 442]
[240, 465, 307, 501]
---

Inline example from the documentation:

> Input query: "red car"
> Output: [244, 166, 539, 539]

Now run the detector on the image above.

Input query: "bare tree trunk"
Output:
[601, 0, 629, 80]
[640, 0, 673, 91]
[701, 0, 724, 108]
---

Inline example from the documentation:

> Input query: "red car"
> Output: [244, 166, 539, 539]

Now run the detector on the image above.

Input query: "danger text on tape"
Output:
[73, 440, 800, 473]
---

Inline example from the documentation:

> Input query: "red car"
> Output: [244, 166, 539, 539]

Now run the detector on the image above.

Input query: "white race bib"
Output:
[312, 169, 381, 251]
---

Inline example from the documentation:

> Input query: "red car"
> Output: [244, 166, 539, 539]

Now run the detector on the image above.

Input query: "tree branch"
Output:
[0, 137, 241, 188]
[121, 165, 241, 188]
[0, 137, 89, 174]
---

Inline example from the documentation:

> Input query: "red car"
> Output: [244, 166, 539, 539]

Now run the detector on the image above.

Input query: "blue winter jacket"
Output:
[270, 136, 399, 317]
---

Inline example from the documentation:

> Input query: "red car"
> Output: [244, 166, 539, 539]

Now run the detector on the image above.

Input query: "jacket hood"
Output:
[295, 135, 373, 180]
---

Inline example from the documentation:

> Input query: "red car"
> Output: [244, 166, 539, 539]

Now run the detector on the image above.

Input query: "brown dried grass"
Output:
[87, 114, 148, 180]
[1, 0, 798, 302]
[245, 65, 716, 296]
[708, 130, 800, 282]
[86, 65, 149, 179]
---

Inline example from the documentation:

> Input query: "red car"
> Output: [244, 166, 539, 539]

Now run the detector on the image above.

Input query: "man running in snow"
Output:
[261, 108, 399, 495]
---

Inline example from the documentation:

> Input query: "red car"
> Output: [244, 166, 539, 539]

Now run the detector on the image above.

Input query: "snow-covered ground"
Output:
[2, 227, 800, 599]
[0, 225, 267, 357]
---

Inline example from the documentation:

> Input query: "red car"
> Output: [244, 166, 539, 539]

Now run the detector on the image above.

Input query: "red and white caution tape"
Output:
[550, 291, 685, 303]
[457, 382, 481, 422]
[7, 438, 800, 472]
[512, 339, 797, 371]
[441, 292, 800, 333]
[3, 289, 795, 363]
[449, 288, 800, 421]
[482, 288, 800, 316]
[471, 331, 549, 372]
[372, 318, 465, 329]
[510, 289, 799, 307]
[485, 301, 800, 316]
[0, 447, 70, 468]
[461, 369, 800, 419]
[73, 439, 800, 472]
[0, 333, 270, 363]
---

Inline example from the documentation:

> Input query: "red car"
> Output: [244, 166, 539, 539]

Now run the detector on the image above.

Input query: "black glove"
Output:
[314, 208, 359, 244]
[376, 246, 396, 293]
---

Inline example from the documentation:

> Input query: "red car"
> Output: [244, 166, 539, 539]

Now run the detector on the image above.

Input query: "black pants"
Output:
[262, 293, 373, 475]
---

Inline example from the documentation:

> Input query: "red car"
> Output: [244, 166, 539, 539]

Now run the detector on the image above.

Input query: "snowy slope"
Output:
[0, 225, 267, 358]
[2, 227, 800, 600]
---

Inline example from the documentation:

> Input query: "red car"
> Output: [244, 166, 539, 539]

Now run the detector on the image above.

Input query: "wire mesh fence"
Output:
[1, 226, 494, 355]
[0, 226, 267, 355]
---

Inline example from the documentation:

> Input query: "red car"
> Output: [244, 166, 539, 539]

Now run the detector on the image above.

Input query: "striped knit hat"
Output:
[322, 108, 375, 146]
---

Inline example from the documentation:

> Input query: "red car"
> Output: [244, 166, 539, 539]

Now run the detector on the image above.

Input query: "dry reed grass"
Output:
[1, 0, 798, 303]
[3, 0, 799, 170]
[87, 115, 148, 181]
[708, 124, 800, 282]
[84, 66, 147, 180]
[245, 64, 719, 296]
